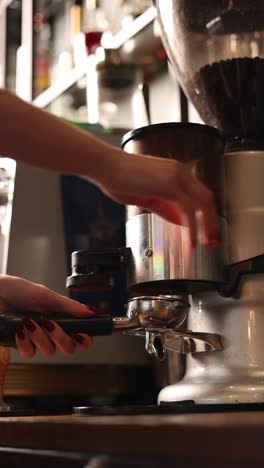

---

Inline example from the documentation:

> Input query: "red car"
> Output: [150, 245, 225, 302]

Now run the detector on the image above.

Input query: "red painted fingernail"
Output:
[41, 317, 55, 332]
[86, 305, 99, 313]
[16, 325, 25, 340]
[22, 317, 36, 332]
[73, 334, 85, 344]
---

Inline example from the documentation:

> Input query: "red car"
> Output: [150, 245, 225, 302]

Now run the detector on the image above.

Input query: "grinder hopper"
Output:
[156, 0, 264, 141]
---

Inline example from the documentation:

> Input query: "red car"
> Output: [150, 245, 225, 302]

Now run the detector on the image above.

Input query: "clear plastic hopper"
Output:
[155, 0, 264, 141]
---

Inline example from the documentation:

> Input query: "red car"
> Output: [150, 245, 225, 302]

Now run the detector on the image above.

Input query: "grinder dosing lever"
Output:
[0, 296, 223, 360]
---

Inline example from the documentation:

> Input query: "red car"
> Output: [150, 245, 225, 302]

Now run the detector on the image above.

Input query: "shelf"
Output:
[104, 6, 157, 50]
[33, 6, 157, 109]
[32, 62, 87, 109]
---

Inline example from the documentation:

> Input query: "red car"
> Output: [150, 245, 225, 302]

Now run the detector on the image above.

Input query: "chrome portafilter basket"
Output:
[121, 296, 223, 361]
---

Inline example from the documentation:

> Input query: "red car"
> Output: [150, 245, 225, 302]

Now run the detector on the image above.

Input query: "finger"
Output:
[109, 156, 218, 244]
[16, 325, 36, 358]
[113, 193, 197, 247]
[0, 276, 96, 317]
[72, 333, 92, 350]
[142, 197, 197, 248]
[179, 172, 220, 244]
[41, 317, 77, 355]
[109, 193, 183, 225]
[140, 198, 183, 225]
[33, 287, 96, 317]
[22, 317, 56, 357]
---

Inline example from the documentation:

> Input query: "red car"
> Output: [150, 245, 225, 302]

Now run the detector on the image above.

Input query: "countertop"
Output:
[0, 412, 264, 466]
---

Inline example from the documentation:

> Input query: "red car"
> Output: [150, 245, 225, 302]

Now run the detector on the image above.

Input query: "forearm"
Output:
[0, 88, 122, 184]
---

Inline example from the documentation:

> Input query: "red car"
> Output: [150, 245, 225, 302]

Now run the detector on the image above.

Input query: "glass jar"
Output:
[86, 48, 148, 130]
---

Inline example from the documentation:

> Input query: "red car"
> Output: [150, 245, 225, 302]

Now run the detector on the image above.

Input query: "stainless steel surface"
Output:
[164, 329, 223, 354]
[112, 316, 139, 330]
[159, 275, 264, 404]
[223, 150, 264, 264]
[126, 326, 223, 360]
[123, 124, 225, 364]
[112, 295, 189, 335]
[126, 295, 189, 328]
[145, 330, 166, 361]
[126, 213, 224, 286]
[115, 295, 188, 361]
[122, 296, 222, 360]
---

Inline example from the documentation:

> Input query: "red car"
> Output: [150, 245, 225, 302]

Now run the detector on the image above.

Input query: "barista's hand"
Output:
[0, 275, 95, 358]
[0, 90, 219, 247]
[100, 153, 220, 249]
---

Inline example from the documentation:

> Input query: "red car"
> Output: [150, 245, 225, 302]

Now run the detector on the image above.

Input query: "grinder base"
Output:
[160, 276, 264, 405]
[158, 379, 264, 405]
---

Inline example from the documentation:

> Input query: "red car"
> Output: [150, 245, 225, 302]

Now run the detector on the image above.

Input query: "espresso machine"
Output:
[1, 0, 264, 411]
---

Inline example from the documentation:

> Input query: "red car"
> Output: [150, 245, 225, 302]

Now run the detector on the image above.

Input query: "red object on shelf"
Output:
[156, 48, 167, 60]
[85, 31, 103, 54]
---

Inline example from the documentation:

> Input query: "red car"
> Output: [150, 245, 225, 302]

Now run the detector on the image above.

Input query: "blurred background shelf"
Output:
[33, 6, 158, 109]
[32, 61, 87, 108]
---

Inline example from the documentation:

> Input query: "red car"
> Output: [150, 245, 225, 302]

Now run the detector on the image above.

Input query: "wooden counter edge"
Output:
[0, 412, 263, 460]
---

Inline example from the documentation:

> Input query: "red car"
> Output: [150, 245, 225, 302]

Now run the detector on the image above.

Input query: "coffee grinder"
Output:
[155, 0, 264, 404]
[1, 0, 264, 410]
[67, 0, 264, 406]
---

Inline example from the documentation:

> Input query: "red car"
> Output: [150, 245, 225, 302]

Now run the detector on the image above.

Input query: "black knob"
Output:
[67, 248, 131, 292]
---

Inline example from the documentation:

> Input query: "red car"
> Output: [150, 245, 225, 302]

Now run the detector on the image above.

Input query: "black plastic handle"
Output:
[67, 248, 131, 292]
[0, 312, 114, 347]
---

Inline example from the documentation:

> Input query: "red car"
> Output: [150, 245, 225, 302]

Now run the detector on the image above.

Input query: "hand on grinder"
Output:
[100, 154, 220, 250]
[0, 89, 220, 249]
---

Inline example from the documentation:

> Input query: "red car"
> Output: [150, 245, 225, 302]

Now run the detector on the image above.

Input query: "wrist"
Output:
[91, 144, 124, 189]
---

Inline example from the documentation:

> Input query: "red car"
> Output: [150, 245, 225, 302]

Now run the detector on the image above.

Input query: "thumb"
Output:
[0, 275, 95, 317]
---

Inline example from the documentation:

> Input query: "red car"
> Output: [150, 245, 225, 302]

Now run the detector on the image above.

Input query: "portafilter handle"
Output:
[0, 312, 116, 347]
[0, 299, 223, 358]
[0, 296, 189, 347]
